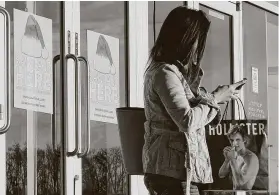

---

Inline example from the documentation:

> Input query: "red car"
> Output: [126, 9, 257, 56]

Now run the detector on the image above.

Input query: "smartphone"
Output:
[235, 78, 247, 90]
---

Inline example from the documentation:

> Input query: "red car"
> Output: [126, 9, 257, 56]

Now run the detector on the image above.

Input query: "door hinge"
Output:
[0, 104, 2, 120]
[75, 33, 78, 56]
[236, 1, 241, 11]
[67, 30, 71, 54]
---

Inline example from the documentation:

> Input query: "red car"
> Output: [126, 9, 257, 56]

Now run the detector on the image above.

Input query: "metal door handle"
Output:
[52, 55, 60, 150]
[66, 54, 80, 156]
[77, 56, 90, 158]
[0, 6, 11, 134]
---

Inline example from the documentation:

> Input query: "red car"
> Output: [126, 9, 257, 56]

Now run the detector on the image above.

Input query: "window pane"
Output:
[267, 1, 278, 6]
[80, 2, 128, 195]
[199, 5, 233, 119]
[242, 2, 278, 192]
[5, 2, 62, 195]
[267, 10, 278, 194]
[243, 3, 268, 120]
[148, 1, 184, 51]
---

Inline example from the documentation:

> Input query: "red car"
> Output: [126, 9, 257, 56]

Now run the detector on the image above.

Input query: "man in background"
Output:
[218, 125, 259, 190]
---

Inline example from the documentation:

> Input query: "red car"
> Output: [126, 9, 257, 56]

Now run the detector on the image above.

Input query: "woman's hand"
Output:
[212, 80, 247, 104]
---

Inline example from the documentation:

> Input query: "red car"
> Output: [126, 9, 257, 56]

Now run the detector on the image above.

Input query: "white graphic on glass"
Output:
[21, 15, 49, 59]
[93, 35, 116, 75]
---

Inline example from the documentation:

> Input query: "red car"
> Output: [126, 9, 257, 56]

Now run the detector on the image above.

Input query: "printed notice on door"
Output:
[252, 67, 259, 94]
[14, 9, 53, 114]
[87, 30, 119, 124]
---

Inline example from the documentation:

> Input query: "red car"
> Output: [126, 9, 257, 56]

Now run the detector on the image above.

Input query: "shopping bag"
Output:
[205, 98, 269, 192]
[116, 107, 146, 175]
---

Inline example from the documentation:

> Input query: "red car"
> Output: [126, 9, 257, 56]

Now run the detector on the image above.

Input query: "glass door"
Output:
[242, 2, 278, 193]
[192, 1, 242, 119]
[0, 2, 75, 195]
[69, 1, 129, 195]
[192, 1, 242, 192]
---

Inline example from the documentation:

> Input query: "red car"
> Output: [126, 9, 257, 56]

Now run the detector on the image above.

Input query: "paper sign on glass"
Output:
[87, 30, 119, 124]
[13, 9, 53, 114]
[252, 67, 259, 94]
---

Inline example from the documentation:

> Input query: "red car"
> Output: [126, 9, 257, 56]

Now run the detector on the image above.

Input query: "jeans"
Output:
[144, 173, 209, 195]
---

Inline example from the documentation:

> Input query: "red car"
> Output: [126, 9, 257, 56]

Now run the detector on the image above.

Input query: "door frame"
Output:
[248, 1, 278, 15]
[62, 2, 82, 195]
[128, 2, 149, 195]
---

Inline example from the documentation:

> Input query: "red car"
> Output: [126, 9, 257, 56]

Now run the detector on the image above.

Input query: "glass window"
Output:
[80, 2, 128, 195]
[148, 2, 233, 117]
[267, 1, 278, 6]
[198, 4, 233, 190]
[148, 1, 184, 50]
[5, 1, 61, 194]
[243, 2, 278, 193]
[267, 10, 278, 194]
[199, 5, 233, 118]
[243, 3, 268, 121]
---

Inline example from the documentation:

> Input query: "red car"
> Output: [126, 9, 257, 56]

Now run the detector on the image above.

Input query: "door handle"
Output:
[0, 6, 11, 134]
[52, 55, 60, 150]
[53, 54, 90, 157]
[65, 54, 80, 156]
[77, 56, 90, 158]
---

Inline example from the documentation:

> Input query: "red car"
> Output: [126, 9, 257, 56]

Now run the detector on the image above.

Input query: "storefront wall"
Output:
[0, 1, 277, 195]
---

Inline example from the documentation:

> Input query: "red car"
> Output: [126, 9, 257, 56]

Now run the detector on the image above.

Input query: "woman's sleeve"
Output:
[153, 66, 221, 132]
[197, 86, 222, 127]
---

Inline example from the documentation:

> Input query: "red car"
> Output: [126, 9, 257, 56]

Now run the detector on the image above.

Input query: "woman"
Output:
[143, 6, 246, 195]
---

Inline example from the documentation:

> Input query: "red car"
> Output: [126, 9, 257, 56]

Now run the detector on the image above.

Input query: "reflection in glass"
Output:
[267, 1, 278, 6]
[242, 2, 278, 192]
[5, 1, 61, 195]
[35, 2, 61, 195]
[5, 2, 28, 194]
[80, 2, 128, 194]
[199, 5, 232, 118]
[148, 1, 184, 50]
[266, 10, 278, 195]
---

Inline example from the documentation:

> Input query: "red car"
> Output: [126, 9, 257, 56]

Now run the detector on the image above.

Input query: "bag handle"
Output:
[221, 101, 229, 121]
[221, 97, 247, 121]
[236, 97, 248, 120]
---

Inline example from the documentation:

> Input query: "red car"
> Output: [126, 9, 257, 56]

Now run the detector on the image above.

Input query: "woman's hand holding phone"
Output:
[212, 78, 247, 104]
[234, 78, 247, 90]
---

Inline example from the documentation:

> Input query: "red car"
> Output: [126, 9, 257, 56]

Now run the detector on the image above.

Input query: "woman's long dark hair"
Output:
[147, 6, 210, 82]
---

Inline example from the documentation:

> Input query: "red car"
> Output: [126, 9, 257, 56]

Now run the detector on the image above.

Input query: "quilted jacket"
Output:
[142, 61, 222, 195]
